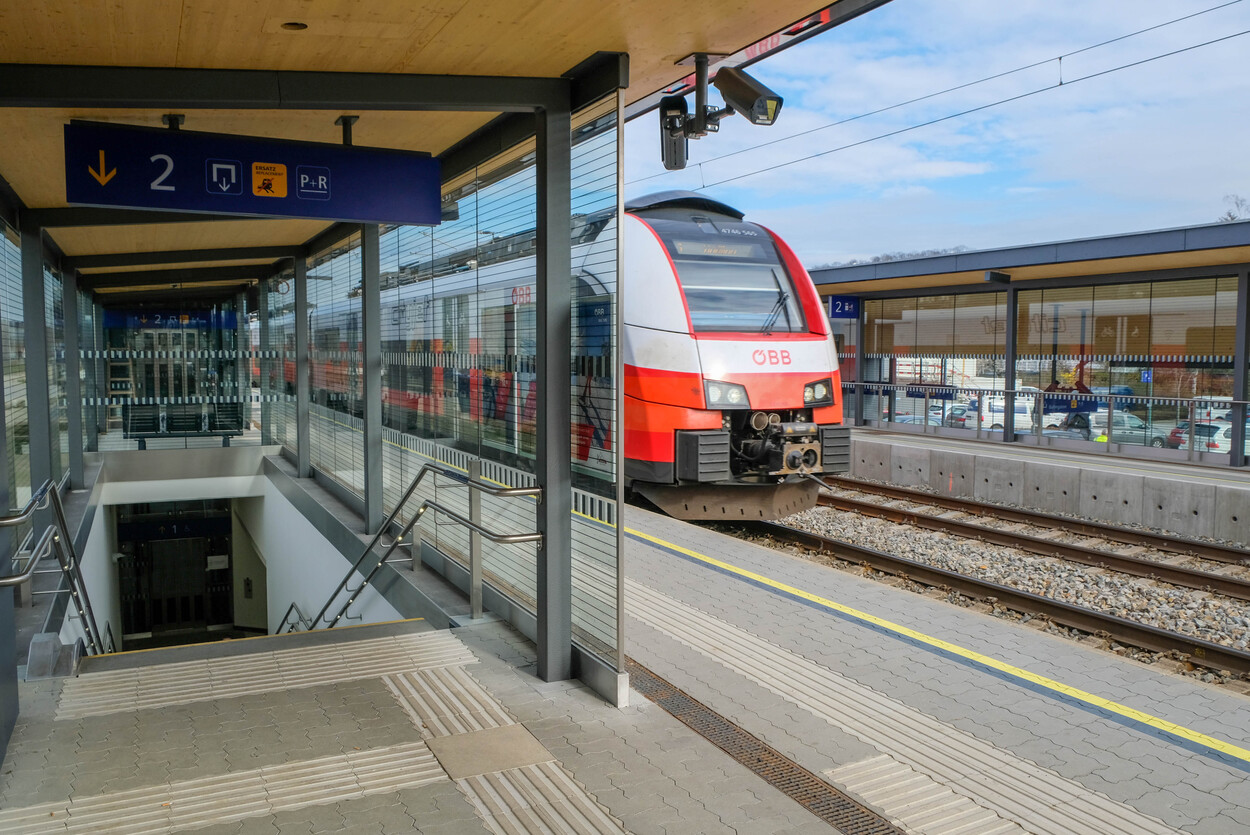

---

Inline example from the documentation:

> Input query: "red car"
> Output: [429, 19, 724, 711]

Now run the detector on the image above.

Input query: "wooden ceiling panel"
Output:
[49, 219, 330, 258]
[0, 1, 184, 67]
[174, 1, 470, 74]
[0, 2, 827, 98]
[0, 0, 834, 269]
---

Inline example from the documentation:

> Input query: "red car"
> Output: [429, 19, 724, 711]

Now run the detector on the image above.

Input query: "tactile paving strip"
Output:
[626, 659, 905, 835]
[0, 742, 445, 834]
[458, 761, 627, 835]
[827, 756, 1025, 835]
[383, 666, 515, 737]
[628, 579, 1181, 835]
[56, 632, 475, 719]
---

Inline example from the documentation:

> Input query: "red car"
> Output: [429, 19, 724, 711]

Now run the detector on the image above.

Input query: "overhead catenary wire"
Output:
[626, 0, 1248, 189]
[699, 27, 1250, 190]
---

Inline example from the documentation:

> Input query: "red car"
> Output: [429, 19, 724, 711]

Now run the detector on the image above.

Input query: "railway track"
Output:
[733, 520, 1250, 678]
[817, 482, 1250, 602]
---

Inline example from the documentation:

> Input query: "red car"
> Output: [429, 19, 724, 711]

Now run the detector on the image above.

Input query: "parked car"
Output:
[1167, 421, 1223, 450]
[942, 403, 973, 428]
[893, 414, 942, 426]
[980, 398, 1034, 432]
[1192, 421, 1248, 454]
[1051, 410, 1169, 447]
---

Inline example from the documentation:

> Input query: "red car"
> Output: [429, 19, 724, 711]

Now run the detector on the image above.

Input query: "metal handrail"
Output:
[0, 527, 57, 588]
[277, 601, 313, 634]
[308, 460, 543, 632]
[0, 481, 53, 529]
[0, 480, 104, 657]
[415, 500, 545, 545]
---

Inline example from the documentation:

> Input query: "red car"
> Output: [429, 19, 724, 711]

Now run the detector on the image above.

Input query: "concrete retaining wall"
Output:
[850, 436, 1250, 545]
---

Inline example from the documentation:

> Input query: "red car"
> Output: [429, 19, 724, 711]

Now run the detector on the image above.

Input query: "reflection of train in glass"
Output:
[265, 191, 848, 519]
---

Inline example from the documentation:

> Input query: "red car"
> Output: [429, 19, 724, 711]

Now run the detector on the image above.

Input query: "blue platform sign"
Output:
[65, 121, 441, 226]
[827, 295, 859, 319]
[103, 310, 238, 330]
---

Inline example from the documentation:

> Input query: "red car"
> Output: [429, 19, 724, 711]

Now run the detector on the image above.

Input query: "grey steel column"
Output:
[468, 459, 483, 619]
[19, 219, 52, 491]
[535, 98, 573, 683]
[1002, 286, 1019, 442]
[93, 301, 106, 443]
[294, 256, 311, 477]
[854, 306, 866, 425]
[361, 224, 383, 533]
[612, 89, 626, 678]
[63, 270, 84, 489]
[0, 251, 11, 753]
[258, 280, 271, 444]
[236, 292, 249, 434]
[1231, 270, 1249, 465]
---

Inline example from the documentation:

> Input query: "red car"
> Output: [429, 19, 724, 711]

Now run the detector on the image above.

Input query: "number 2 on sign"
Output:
[150, 155, 175, 192]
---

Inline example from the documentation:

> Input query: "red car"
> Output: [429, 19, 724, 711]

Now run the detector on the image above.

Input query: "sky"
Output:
[622, 0, 1250, 267]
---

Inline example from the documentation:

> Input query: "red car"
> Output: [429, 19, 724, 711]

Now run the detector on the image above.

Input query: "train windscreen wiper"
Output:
[760, 276, 789, 334]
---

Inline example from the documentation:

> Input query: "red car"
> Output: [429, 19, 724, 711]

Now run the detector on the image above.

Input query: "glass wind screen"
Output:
[307, 232, 364, 494]
[262, 273, 297, 453]
[96, 299, 255, 450]
[0, 224, 30, 509]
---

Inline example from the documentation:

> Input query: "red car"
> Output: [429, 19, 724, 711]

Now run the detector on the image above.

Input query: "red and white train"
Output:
[258, 191, 848, 520]
[621, 191, 848, 518]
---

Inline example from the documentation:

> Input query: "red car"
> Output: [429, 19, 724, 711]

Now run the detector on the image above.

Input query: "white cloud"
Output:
[624, 0, 1250, 263]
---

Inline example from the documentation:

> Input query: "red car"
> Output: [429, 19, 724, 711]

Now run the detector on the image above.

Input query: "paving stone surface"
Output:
[623, 505, 1250, 835]
[5, 502, 1250, 834]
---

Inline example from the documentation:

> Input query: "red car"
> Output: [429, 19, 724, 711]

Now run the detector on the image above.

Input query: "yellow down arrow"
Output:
[88, 149, 116, 186]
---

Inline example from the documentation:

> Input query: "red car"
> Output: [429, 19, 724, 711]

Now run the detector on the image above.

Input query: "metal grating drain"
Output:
[626, 659, 904, 835]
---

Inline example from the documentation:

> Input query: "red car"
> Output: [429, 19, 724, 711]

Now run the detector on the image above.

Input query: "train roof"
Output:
[624, 191, 744, 220]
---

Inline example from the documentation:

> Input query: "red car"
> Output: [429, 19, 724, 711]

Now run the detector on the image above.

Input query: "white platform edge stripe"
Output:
[458, 762, 626, 835]
[0, 742, 445, 834]
[627, 579, 1181, 835]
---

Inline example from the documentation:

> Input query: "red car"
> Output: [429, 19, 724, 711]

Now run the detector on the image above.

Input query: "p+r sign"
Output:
[64, 121, 441, 226]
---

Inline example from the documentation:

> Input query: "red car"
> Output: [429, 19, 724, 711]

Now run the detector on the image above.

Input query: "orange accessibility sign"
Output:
[252, 162, 287, 197]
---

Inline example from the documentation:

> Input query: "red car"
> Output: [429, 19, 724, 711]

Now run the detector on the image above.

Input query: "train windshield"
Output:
[649, 218, 807, 333]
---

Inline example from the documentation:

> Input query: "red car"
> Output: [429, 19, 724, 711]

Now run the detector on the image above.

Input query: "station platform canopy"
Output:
[0, 0, 887, 286]
[812, 218, 1250, 295]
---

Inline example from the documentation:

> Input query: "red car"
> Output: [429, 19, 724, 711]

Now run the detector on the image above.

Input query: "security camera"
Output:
[658, 95, 689, 171]
[656, 54, 784, 169]
[712, 67, 783, 126]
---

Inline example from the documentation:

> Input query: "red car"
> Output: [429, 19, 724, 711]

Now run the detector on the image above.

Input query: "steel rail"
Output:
[745, 520, 1250, 677]
[824, 476, 1250, 566]
[818, 494, 1250, 602]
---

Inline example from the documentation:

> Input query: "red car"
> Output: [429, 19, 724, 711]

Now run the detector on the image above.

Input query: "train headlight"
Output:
[803, 378, 834, 406]
[705, 380, 750, 409]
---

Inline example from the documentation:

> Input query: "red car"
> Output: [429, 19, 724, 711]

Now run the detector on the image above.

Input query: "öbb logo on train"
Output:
[752, 349, 792, 366]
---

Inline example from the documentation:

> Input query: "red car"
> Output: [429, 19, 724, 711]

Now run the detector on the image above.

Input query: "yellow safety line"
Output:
[627, 526, 1250, 765]
[102, 617, 426, 657]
